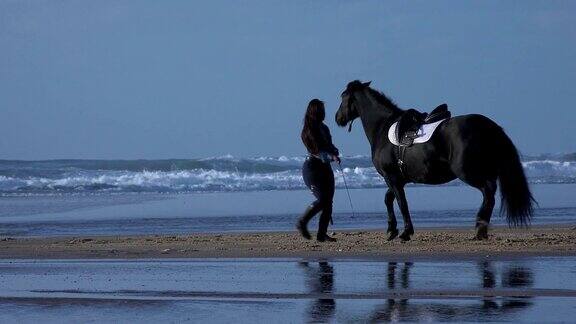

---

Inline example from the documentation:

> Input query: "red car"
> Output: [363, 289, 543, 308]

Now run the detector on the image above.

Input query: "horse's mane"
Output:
[366, 87, 401, 111]
[346, 80, 402, 112]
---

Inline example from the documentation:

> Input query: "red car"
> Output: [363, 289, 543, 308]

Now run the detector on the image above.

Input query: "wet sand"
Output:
[1, 225, 575, 259]
[2, 257, 576, 322]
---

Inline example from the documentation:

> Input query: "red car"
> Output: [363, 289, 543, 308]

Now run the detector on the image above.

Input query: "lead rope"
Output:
[337, 161, 356, 220]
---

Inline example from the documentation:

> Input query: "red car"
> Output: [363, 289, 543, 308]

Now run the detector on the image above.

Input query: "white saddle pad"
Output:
[388, 118, 448, 146]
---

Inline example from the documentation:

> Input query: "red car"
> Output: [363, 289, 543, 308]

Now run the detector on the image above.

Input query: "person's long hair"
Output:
[301, 99, 325, 154]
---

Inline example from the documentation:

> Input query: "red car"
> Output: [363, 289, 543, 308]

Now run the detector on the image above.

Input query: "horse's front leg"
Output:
[390, 184, 414, 241]
[384, 188, 399, 241]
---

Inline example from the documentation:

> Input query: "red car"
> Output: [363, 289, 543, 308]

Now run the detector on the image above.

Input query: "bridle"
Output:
[344, 92, 356, 133]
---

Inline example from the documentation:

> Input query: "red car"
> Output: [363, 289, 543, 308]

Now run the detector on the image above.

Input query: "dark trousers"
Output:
[300, 157, 335, 236]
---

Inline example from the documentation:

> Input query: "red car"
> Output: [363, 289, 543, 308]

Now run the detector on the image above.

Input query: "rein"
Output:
[337, 161, 356, 219]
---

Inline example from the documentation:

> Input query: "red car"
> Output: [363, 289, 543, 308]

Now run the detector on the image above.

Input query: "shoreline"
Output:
[1, 225, 575, 260]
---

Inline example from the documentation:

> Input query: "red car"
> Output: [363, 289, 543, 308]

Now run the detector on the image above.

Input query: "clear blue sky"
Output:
[1, 0, 574, 159]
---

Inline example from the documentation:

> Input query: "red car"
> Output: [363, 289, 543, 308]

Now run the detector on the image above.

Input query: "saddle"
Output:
[395, 104, 451, 147]
[391, 104, 451, 176]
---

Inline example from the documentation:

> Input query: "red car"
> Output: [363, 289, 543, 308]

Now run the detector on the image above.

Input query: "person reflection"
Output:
[300, 261, 335, 323]
[370, 261, 534, 322]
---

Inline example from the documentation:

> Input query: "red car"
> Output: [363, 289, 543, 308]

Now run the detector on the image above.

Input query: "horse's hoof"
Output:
[475, 226, 489, 240]
[474, 234, 489, 240]
[399, 232, 412, 242]
[387, 229, 399, 241]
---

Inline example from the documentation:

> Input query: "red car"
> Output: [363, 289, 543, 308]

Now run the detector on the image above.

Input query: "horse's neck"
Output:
[356, 94, 401, 148]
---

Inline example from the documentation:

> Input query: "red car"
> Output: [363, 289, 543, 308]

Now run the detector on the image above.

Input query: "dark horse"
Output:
[335, 80, 534, 241]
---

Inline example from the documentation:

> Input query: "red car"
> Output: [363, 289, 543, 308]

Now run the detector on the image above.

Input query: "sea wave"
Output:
[0, 167, 384, 194]
[522, 160, 576, 176]
[0, 157, 574, 195]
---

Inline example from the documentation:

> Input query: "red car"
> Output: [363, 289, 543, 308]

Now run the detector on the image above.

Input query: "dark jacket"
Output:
[308, 123, 339, 158]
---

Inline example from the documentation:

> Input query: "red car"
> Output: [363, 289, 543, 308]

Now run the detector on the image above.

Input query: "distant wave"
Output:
[0, 156, 574, 195]
[522, 160, 576, 176]
[521, 160, 576, 184]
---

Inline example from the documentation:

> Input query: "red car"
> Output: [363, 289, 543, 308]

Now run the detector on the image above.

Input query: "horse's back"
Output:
[441, 114, 505, 182]
[441, 114, 504, 153]
[443, 114, 502, 139]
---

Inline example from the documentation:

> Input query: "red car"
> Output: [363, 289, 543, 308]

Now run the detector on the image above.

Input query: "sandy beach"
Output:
[2, 225, 575, 260]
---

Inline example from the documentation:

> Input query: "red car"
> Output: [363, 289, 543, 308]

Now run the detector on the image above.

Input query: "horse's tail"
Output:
[497, 128, 535, 226]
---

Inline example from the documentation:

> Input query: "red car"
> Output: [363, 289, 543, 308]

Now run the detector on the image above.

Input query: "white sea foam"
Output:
[252, 155, 306, 163]
[0, 158, 574, 195]
[522, 160, 576, 177]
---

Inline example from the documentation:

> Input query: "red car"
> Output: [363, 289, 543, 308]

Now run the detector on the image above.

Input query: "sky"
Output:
[1, 0, 575, 160]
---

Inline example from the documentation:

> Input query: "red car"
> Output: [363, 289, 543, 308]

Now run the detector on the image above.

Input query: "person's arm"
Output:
[321, 124, 340, 162]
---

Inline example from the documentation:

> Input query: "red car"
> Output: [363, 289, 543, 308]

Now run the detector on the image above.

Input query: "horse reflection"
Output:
[299, 261, 335, 323]
[480, 261, 534, 310]
[373, 262, 413, 322]
[370, 261, 534, 322]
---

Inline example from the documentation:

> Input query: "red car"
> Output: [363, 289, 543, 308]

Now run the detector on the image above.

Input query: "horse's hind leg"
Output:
[474, 180, 497, 240]
[385, 189, 399, 241]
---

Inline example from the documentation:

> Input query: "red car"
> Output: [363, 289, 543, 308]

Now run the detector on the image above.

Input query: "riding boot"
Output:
[297, 203, 321, 240]
[317, 204, 336, 242]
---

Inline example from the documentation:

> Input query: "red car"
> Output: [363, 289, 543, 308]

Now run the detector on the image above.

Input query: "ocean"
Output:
[0, 156, 575, 237]
[0, 155, 575, 195]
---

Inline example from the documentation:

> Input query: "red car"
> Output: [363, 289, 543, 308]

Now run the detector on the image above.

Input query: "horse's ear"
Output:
[363, 81, 371, 87]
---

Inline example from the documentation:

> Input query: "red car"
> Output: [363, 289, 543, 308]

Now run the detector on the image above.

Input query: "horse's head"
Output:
[335, 80, 371, 132]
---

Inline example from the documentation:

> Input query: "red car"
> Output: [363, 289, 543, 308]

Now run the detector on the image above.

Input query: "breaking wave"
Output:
[0, 156, 574, 195]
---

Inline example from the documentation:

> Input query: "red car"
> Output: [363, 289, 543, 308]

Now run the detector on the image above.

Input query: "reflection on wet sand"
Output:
[300, 261, 335, 323]
[479, 261, 534, 310]
[300, 261, 535, 323]
[371, 261, 534, 322]
[0, 296, 169, 309]
[369, 262, 412, 322]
